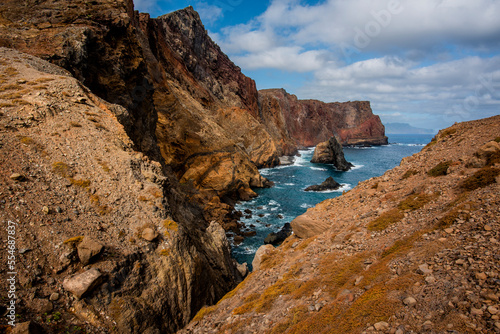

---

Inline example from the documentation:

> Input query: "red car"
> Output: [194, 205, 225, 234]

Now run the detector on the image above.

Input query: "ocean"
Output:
[231, 134, 435, 267]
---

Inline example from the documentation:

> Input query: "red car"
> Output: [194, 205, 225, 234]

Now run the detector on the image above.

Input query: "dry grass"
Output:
[96, 158, 110, 172]
[69, 178, 91, 188]
[52, 161, 72, 178]
[3, 67, 18, 76]
[367, 208, 403, 231]
[459, 167, 500, 191]
[0, 83, 22, 92]
[398, 192, 437, 211]
[63, 236, 84, 247]
[427, 161, 452, 177]
[89, 194, 111, 215]
[401, 169, 418, 179]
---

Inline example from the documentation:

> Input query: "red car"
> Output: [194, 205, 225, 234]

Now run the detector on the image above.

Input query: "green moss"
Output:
[427, 161, 452, 177]
[460, 167, 500, 191]
[367, 208, 404, 231]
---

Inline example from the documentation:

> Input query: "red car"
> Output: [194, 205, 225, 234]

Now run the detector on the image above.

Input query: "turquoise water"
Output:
[231, 134, 435, 267]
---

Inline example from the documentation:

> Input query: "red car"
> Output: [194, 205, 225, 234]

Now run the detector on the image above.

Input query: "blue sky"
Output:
[135, 0, 500, 131]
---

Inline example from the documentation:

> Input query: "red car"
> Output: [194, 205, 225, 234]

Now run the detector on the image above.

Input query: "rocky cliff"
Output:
[0, 1, 391, 332]
[259, 88, 388, 148]
[0, 48, 241, 333]
[181, 115, 500, 333]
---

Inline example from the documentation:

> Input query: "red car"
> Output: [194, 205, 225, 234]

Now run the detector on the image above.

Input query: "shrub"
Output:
[401, 169, 418, 179]
[427, 161, 452, 177]
[460, 167, 499, 191]
[52, 162, 72, 178]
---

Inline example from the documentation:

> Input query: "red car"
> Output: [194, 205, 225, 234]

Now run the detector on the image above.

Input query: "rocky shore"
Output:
[180, 116, 500, 333]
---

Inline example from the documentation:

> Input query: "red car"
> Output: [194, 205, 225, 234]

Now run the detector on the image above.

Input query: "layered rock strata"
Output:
[258, 88, 388, 148]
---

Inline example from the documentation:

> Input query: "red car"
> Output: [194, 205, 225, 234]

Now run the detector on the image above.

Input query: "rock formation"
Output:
[311, 136, 354, 171]
[180, 115, 500, 334]
[304, 176, 342, 192]
[258, 88, 388, 148]
[0, 48, 238, 333]
[0, 1, 390, 332]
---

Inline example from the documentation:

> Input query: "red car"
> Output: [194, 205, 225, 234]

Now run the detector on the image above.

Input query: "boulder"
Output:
[264, 223, 293, 245]
[12, 321, 44, 334]
[291, 213, 329, 239]
[305, 177, 341, 192]
[252, 244, 275, 271]
[142, 228, 158, 241]
[77, 237, 104, 265]
[279, 155, 295, 166]
[237, 262, 249, 278]
[310, 137, 353, 171]
[63, 268, 103, 299]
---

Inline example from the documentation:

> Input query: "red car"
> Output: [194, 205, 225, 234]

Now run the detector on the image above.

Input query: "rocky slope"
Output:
[0, 48, 240, 333]
[258, 89, 388, 148]
[181, 115, 500, 334]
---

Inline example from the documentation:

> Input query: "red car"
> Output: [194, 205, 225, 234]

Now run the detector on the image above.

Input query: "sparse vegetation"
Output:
[69, 178, 91, 188]
[459, 167, 499, 191]
[63, 236, 84, 247]
[159, 249, 170, 256]
[367, 208, 403, 231]
[427, 161, 452, 177]
[398, 192, 437, 211]
[96, 158, 110, 172]
[401, 169, 418, 179]
[163, 219, 178, 237]
[52, 161, 72, 178]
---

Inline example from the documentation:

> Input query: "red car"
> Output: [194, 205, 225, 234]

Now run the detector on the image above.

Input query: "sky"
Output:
[134, 0, 500, 132]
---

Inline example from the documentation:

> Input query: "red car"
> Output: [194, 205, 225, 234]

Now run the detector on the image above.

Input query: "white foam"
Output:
[349, 164, 364, 171]
[310, 167, 327, 171]
[300, 203, 314, 209]
[283, 183, 295, 186]
[269, 200, 280, 206]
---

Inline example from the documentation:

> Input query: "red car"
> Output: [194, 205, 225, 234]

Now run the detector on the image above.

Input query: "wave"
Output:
[300, 203, 314, 209]
[303, 183, 352, 193]
[269, 200, 280, 206]
[349, 164, 364, 171]
[390, 143, 426, 147]
[283, 182, 295, 186]
[310, 167, 327, 171]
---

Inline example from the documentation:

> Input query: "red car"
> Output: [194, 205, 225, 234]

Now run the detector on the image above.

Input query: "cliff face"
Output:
[259, 88, 388, 148]
[181, 116, 500, 333]
[0, 48, 238, 333]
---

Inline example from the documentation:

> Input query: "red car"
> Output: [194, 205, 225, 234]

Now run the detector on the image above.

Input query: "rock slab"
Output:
[77, 237, 104, 265]
[252, 245, 275, 271]
[63, 268, 103, 299]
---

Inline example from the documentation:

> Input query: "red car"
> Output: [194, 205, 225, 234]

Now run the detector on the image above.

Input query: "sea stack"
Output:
[311, 136, 354, 171]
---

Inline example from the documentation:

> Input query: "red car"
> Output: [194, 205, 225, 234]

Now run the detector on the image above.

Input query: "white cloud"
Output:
[233, 46, 329, 72]
[194, 2, 223, 26]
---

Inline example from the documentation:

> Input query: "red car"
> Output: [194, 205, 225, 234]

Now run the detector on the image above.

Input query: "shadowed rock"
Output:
[311, 137, 354, 171]
[264, 223, 292, 245]
[305, 176, 341, 192]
